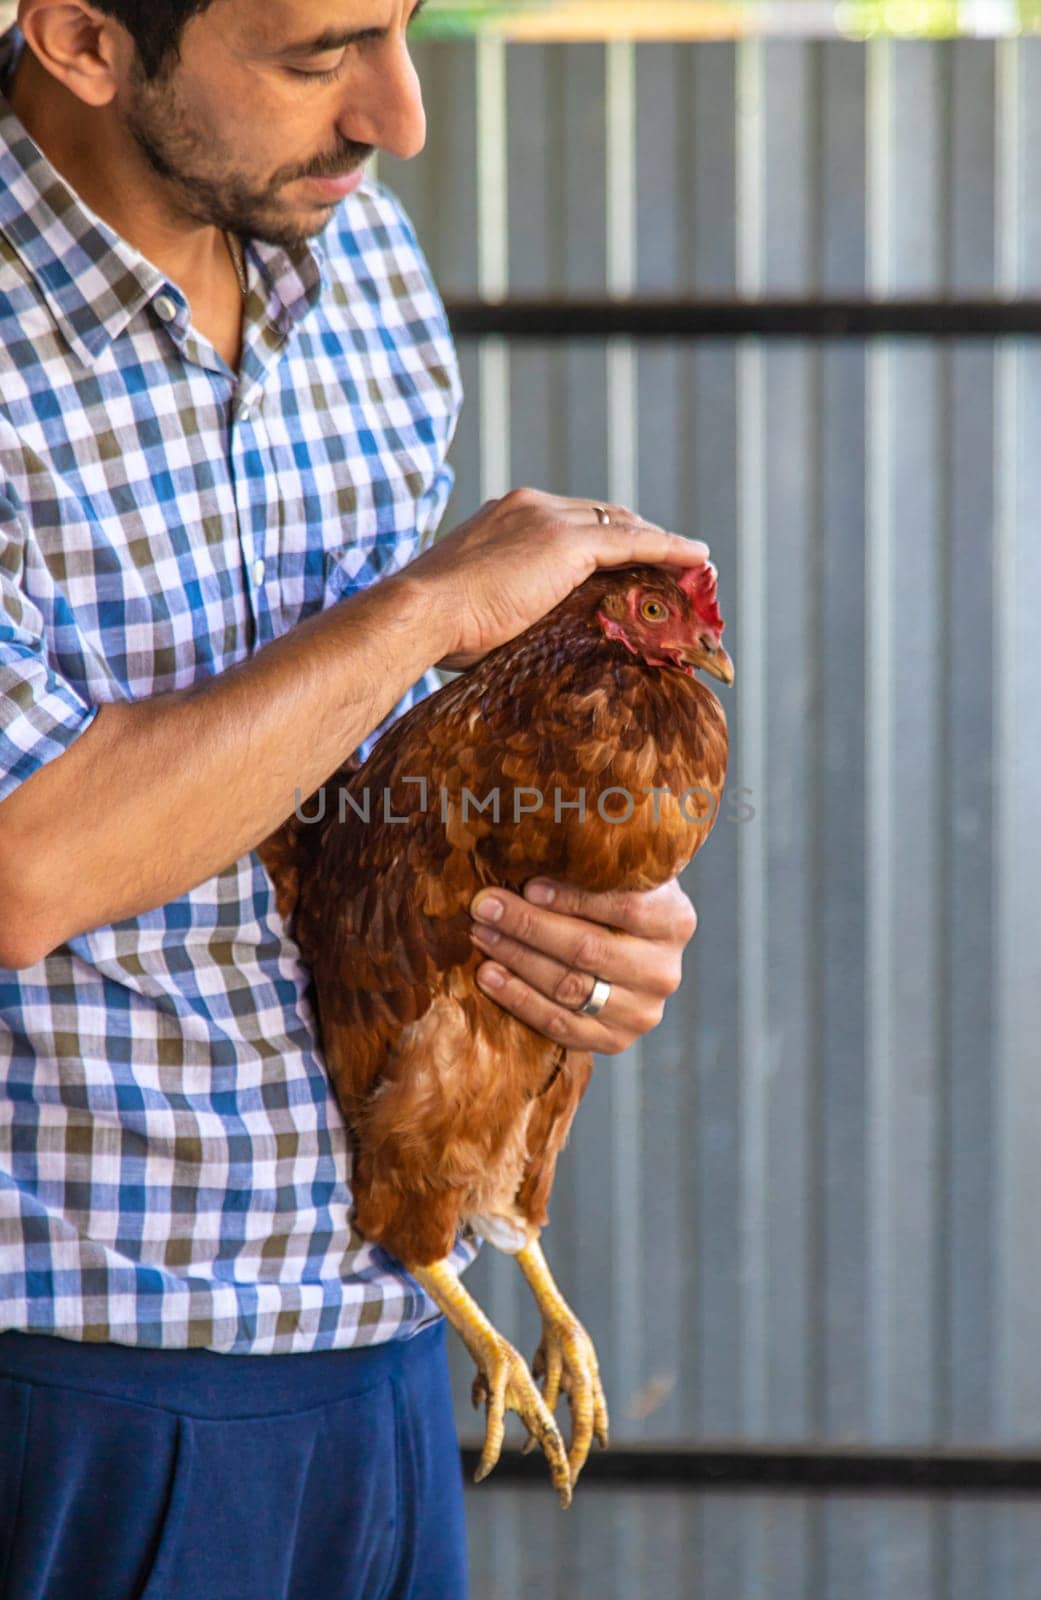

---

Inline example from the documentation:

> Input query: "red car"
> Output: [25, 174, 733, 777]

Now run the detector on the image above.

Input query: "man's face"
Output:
[118, 0, 428, 247]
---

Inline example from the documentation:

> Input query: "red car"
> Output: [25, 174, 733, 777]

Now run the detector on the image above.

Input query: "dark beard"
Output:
[123, 67, 372, 248]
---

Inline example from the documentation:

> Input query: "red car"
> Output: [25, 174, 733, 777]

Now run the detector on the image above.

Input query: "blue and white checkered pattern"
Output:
[0, 30, 475, 1352]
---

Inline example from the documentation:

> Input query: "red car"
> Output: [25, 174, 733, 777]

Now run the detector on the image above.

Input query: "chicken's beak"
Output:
[700, 644, 735, 686]
[679, 641, 734, 685]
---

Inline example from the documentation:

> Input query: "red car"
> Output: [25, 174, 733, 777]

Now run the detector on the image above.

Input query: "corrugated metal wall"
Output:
[384, 35, 1041, 1599]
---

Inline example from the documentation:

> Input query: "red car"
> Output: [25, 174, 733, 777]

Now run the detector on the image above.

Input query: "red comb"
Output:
[677, 561, 725, 633]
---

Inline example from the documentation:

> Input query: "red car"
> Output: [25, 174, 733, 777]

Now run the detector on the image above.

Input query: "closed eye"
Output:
[288, 58, 348, 83]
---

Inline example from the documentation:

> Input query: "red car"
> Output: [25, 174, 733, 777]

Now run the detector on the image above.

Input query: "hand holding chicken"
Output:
[260, 547, 732, 1507]
[470, 875, 699, 1057]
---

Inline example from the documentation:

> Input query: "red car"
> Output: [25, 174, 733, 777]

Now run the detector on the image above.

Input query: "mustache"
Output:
[281, 139, 374, 185]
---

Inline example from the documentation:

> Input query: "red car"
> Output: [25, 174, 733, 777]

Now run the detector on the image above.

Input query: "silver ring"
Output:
[578, 976, 612, 1017]
[592, 504, 611, 527]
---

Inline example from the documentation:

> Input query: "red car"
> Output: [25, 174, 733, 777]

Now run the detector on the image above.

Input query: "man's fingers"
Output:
[472, 960, 622, 1053]
[471, 890, 634, 985]
[576, 505, 711, 569]
[469, 884, 693, 997]
[596, 524, 710, 569]
[533, 494, 710, 568]
[469, 924, 663, 1024]
[524, 878, 697, 943]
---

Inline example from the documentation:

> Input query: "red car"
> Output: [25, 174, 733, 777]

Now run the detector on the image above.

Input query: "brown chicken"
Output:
[259, 559, 732, 1506]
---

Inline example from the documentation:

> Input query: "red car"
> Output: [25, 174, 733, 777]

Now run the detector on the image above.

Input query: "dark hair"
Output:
[90, 0, 222, 79]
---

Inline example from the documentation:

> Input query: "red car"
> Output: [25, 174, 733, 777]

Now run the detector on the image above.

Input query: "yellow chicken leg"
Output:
[516, 1237, 609, 1486]
[412, 1259, 573, 1507]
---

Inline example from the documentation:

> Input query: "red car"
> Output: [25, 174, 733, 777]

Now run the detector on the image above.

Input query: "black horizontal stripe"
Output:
[446, 297, 1041, 340]
[459, 1443, 1041, 1494]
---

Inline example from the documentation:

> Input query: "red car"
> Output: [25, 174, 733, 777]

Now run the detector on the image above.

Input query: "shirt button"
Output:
[252, 558, 266, 585]
[239, 403, 251, 423]
[154, 294, 178, 324]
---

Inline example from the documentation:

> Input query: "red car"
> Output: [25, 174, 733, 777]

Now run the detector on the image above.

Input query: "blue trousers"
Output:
[0, 1320, 468, 1600]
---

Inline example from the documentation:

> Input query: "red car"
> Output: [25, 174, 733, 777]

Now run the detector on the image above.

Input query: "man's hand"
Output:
[468, 877, 698, 1056]
[403, 488, 710, 670]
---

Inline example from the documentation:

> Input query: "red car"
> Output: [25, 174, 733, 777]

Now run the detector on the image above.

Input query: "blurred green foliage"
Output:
[412, 0, 1041, 37]
[2, 0, 1037, 41]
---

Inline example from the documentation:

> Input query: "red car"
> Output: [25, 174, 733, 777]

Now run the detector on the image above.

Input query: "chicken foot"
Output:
[411, 1259, 574, 1507]
[516, 1237, 610, 1486]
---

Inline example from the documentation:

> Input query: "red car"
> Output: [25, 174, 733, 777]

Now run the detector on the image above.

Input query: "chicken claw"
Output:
[411, 1258, 572, 1506]
[527, 1315, 609, 1481]
[470, 1330, 572, 1505]
[516, 1238, 610, 1485]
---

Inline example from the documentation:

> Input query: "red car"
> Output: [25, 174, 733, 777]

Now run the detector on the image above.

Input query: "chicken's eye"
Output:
[640, 599, 668, 623]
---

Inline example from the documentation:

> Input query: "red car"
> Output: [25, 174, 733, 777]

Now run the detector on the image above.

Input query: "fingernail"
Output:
[525, 881, 555, 906]
[472, 924, 500, 946]
[478, 964, 505, 989]
[473, 895, 503, 923]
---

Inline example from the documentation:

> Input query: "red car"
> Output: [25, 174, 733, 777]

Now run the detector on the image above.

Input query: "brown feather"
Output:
[259, 564, 731, 1269]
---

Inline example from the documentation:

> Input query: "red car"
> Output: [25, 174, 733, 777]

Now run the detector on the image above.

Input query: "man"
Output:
[0, 3, 705, 1595]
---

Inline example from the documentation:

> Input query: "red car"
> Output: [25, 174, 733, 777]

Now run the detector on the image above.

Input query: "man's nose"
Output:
[339, 41, 427, 161]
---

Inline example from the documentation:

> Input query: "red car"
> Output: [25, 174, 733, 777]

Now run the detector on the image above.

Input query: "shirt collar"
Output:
[0, 25, 325, 370]
[253, 235, 326, 340]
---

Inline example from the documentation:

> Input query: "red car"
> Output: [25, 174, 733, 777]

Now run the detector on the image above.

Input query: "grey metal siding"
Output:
[388, 33, 1041, 1599]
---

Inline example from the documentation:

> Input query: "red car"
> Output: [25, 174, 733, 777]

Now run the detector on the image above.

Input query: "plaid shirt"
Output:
[0, 31, 474, 1353]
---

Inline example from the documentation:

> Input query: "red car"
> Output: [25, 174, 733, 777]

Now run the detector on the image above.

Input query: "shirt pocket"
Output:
[322, 463, 455, 606]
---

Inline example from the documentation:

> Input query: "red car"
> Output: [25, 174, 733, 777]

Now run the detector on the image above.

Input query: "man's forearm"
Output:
[0, 572, 450, 966]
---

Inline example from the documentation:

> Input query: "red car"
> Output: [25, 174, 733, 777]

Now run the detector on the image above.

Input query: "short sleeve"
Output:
[0, 479, 99, 803]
